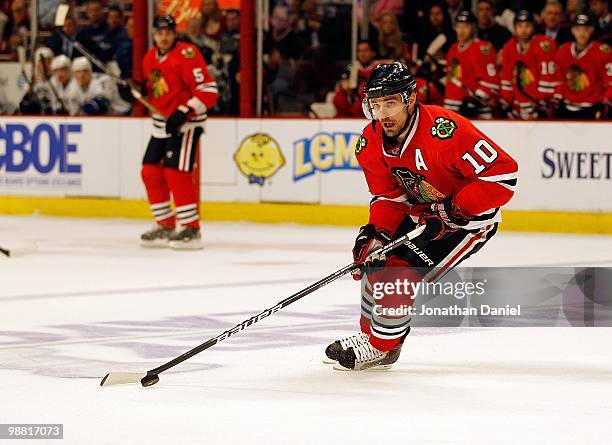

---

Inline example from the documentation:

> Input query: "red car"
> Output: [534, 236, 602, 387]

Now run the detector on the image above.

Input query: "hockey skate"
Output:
[140, 225, 175, 248]
[323, 332, 370, 364]
[169, 226, 202, 250]
[333, 328, 410, 371]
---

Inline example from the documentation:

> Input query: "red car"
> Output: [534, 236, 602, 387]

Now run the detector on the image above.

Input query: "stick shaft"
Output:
[146, 225, 425, 376]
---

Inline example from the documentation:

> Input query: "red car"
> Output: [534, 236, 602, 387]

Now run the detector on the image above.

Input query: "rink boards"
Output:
[0, 116, 610, 233]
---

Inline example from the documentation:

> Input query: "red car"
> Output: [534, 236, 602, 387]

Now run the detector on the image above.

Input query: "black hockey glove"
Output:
[165, 104, 191, 135]
[418, 197, 469, 241]
[352, 224, 391, 280]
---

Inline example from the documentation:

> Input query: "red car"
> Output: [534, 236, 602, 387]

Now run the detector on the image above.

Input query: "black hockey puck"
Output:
[141, 374, 160, 387]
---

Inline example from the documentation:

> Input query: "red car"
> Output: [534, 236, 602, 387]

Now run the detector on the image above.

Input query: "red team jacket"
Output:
[444, 39, 500, 110]
[501, 35, 558, 116]
[356, 104, 518, 236]
[554, 42, 612, 108]
[143, 41, 218, 131]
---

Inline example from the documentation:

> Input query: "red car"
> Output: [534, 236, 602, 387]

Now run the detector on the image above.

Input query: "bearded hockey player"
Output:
[324, 63, 518, 371]
[140, 15, 218, 249]
[500, 10, 558, 119]
[444, 10, 499, 118]
[66, 57, 131, 115]
[553, 14, 611, 119]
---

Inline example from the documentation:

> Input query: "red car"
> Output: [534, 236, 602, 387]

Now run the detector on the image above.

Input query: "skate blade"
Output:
[169, 240, 203, 250]
[332, 363, 393, 371]
[140, 239, 170, 248]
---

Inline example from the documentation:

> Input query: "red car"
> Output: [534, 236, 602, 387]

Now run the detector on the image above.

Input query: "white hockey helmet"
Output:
[34, 46, 54, 61]
[72, 56, 92, 72]
[50, 54, 71, 70]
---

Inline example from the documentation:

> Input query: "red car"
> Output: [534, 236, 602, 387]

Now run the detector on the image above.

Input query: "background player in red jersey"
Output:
[500, 10, 558, 119]
[553, 13, 612, 119]
[324, 63, 518, 371]
[140, 16, 218, 249]
[444, 10, 500, 118]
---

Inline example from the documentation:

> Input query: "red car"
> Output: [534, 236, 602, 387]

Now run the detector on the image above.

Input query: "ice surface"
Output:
[1, 216, 611, 444]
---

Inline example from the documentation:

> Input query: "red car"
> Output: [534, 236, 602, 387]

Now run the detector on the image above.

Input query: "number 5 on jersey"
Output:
[461, 139, 498, 174]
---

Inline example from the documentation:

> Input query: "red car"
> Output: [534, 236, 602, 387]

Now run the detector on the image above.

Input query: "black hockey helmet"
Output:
[364, 62, 416, 100]
[153, 15, 177, 31]
[456, 10, 476, 24]
[572, 13, 594, 27]
[514, 10, 534, 25]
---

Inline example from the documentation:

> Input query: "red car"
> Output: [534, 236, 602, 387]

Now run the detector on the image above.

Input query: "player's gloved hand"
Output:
[418, 197, 469, 241]
[352, 224, 391, 280]
[165, 104, 191, 135]
[82, 97, 109, 115]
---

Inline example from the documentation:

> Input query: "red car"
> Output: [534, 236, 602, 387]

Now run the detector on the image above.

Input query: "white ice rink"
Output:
[1, 216, 612, 444]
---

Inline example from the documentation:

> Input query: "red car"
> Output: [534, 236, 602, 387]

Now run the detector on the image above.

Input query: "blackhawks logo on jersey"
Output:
[391, 167, 446, 204]
[539, 40, 551, 52]
[181, 47, 196, 59]
[566, 65, 590, 92]
[430, 117, 457, 140]
[514, 62, 535, 88]
[480, 45, 490, 56]
[449, 58, 462, 81]
[149, 69, 169, 98]
[355, 135, 368, 155]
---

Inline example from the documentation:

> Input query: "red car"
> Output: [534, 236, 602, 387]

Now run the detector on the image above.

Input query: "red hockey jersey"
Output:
[142, 41, 218, 120]
[500, 35, 558, 116]
[444, 39, 500, 110]
[356, 104, 518, 235]
[554, 41, 612, 108]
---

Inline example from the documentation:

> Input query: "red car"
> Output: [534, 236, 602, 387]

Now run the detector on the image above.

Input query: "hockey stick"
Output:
[0, 246, 10, 257]
[100, 225, 426, 387]
[53, 4, 165, 117]
[515, 61, 551, 118]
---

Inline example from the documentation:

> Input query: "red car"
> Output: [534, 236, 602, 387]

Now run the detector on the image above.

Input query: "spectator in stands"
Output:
[115, 16, 132, 79]
[415, 2, 455, 60]
[0, 0, 30, 60]
[45, 13, 104, 66]
[185, 15, 215, 60]
[81, 0, 113, 62]
[538, 0, 572, 46]
[265, 46, 296, 111]
[106, 6, 128, 60]
[201, 0, 226, 41]
[332, 66, 364, 117]
[476, 0, 512, 51]
[589, 0, 611, 44]
[220, 9, 240, 55]
[66, 56, 130, 115]
[355, 39, 378, 83]
[377, 12, 410, 61]
[266, 5, 304, 60]
[369, 0, 404, 29]
[564, 0, 579, 25]
[297, 0, 321, 51]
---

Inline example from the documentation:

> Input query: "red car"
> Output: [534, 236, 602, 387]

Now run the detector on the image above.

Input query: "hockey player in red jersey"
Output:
[324, 63, 518, 371]
[500, 10, 558, 119]
[554, 13, 612, 119]
[444, 10, 500, 118]
[139, 15, 218, 249]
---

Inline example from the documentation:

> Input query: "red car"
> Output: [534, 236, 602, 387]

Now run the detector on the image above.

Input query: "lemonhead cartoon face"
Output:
[234, 133, 285, 185]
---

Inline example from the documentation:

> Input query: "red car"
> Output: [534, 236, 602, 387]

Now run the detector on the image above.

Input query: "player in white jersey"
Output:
[65, 57, 131, 115]
[24, 54, 74, 114]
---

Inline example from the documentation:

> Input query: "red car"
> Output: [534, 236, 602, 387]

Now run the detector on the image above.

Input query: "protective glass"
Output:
[362, 94, 406, 120]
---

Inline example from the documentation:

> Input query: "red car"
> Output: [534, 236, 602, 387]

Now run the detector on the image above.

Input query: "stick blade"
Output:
[54, 4, 70, 27]
[100, 372, 147, 387]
